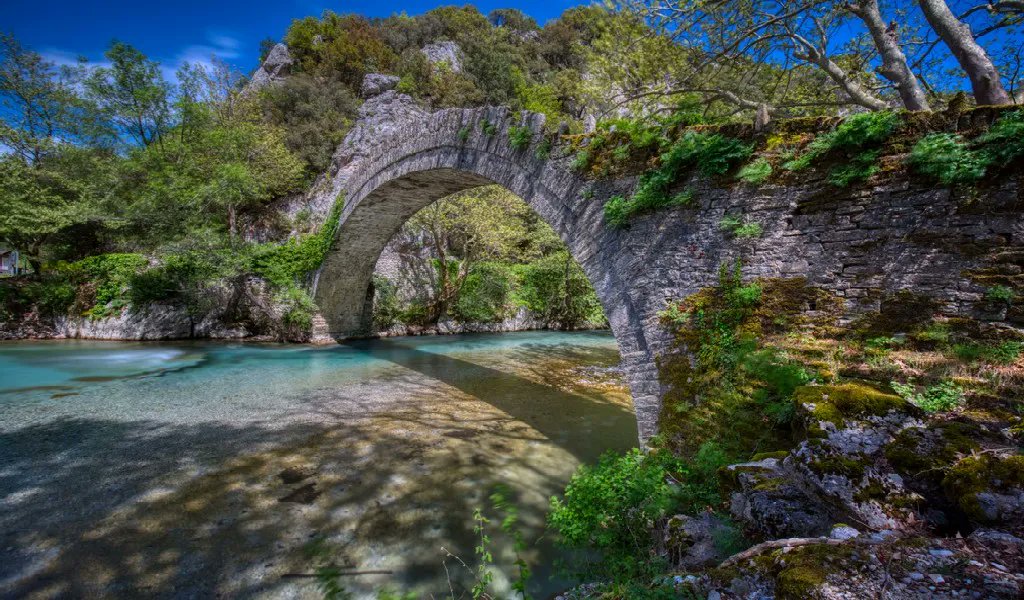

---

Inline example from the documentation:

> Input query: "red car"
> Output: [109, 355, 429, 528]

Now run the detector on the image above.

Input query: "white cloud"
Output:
[162, 32, 244, 81]
[40, 31, 245, 84]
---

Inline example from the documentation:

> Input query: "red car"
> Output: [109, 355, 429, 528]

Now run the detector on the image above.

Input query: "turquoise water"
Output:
[0, 332, 637, 598]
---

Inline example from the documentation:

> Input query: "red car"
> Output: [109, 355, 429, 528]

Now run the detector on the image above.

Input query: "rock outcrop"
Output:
[421, 41, 463, 72]
[244, 43, 293, 94]
[361, 73, 400, 98]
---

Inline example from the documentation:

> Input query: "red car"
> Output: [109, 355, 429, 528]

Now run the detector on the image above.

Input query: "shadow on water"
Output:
[342, 337, 637, 461]
[0, 335, 637, 599]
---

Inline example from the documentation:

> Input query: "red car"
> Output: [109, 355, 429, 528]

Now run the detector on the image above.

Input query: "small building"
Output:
[0, 248, 23, 276]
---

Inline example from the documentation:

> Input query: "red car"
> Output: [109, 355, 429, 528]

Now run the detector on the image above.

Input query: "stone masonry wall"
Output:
[315, 98, 1024, 443]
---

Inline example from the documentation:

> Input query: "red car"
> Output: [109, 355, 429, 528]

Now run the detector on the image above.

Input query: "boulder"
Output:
[726, 457, 833, 539]
[361, 73, 400, 98]
[659, 511, 743, 570]
[421, 41, 463, 72]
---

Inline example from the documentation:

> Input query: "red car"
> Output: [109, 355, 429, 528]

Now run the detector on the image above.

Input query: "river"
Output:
[0, 331, 637, 599]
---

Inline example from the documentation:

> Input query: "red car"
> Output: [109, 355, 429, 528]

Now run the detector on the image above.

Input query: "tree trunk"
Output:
[851, 0, 931, 110]
[793, 41, 889, 110]
[917, 0, 1011, 105]
[227, 204, 237, 240]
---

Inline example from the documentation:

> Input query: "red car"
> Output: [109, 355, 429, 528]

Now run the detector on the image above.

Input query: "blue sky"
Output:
[2, 0, 586, 78]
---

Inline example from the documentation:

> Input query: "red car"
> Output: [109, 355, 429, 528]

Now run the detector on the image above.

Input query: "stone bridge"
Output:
[314, 105, 1023, 443]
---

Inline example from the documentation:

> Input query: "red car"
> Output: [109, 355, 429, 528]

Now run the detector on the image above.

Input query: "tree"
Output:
[85, 41, 172, 148]
[403, 186, 531, 322]
[917, 0, 1012, 104]
[848, 0, 930, 110]
[0, 33, 106, 163]
[0, 151, 109, 273]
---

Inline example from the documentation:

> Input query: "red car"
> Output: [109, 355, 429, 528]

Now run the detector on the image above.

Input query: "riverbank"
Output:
[0, 303, 609, 343]
[0, 332, 635, 599]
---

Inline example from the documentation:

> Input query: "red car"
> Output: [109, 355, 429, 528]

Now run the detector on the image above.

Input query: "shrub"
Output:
[276, 285, 317, 334]
[828, 149, 881, 187]
[891, 379, 965, 413]
[457, 126, 470, 142]
[251, 196, 343, 287]
[601, 131, 749, 227]
[986, 285, 1015, 303]
[604, 195, 630, 227]
[515, 251, 605, 328]
[720, 215, 762, 238]
[372, 274, 401, 330]
[570, 149, 590, 171]
[784, 111, 899, 186]
[534, 137, 552, 160]
[952, 341, 1024, 365]
[62, 253, 148, 318]
[548, 448, 674, 580]
[452, 262, 513, 322]
[909, 133, 986, 185]
[481, 119, 497, 136]
[507, 124, 532, 150]
[976, 109, 1024, 169]
[129, 251, 221, 314]
[733, 222, 764, 239]
[657, 262, 809, 461]
[738, 158, 772, 184]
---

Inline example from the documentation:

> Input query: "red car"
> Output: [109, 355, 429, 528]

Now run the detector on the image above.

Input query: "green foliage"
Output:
[738, 158, 772, 184]
[602, 130, 749, 226]
[909, 133, 986, 185]
[507, 124, 533, 150]
[0, 278, 75, 318]
[784, 112, 899, 186]
[371, 274, 402, 330]
[259, 73, 358, 175]
[828, 149, 880, 187]
[285, 12, 397, 88]
[976, 110, 1024, 169]
[515, 251, 605, 328]
[657, 263, 811, 463]
[128, 251, 222, 314]
[250, 197, 343, 287]
[534, 137, 552, 160]
[452, 262, 514, 322]
[986, 285, 1016, 303]
[720, 215, 762, 238]
[570, 149, 590, 171]
[277, 285, 318, 334]
[457, 126, 471, 142]
[62, 253, 148, 318]
[548, 448, 674, 580]
[891, 379, 965, 413]
[952, 341, 1024, 365]
[481, 119, 497, 136]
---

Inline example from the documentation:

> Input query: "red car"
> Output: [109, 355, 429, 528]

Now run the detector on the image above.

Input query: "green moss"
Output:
[761, 543, 856, 599]
[750, 450, 790, 461]
[777, 564, 826, 599]
[942, 454, 1024, 521]
[810, 452, 869, 480]
[884, 421, 982, 478]
[795, 383, 910, 427]
[752, 475, 787, 492]
[853, 478, 887, 502]
[852, 290, 941, 337]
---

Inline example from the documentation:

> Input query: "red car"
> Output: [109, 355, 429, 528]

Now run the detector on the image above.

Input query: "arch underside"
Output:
[316, 168, 494, 337]
[314, 123, 664, 443]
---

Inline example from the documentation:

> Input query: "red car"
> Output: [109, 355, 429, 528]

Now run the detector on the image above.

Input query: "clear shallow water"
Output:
[0, 332, 637, 599]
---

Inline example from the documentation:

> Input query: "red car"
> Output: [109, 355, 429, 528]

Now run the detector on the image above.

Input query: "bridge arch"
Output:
[314, 107, 664, 442]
